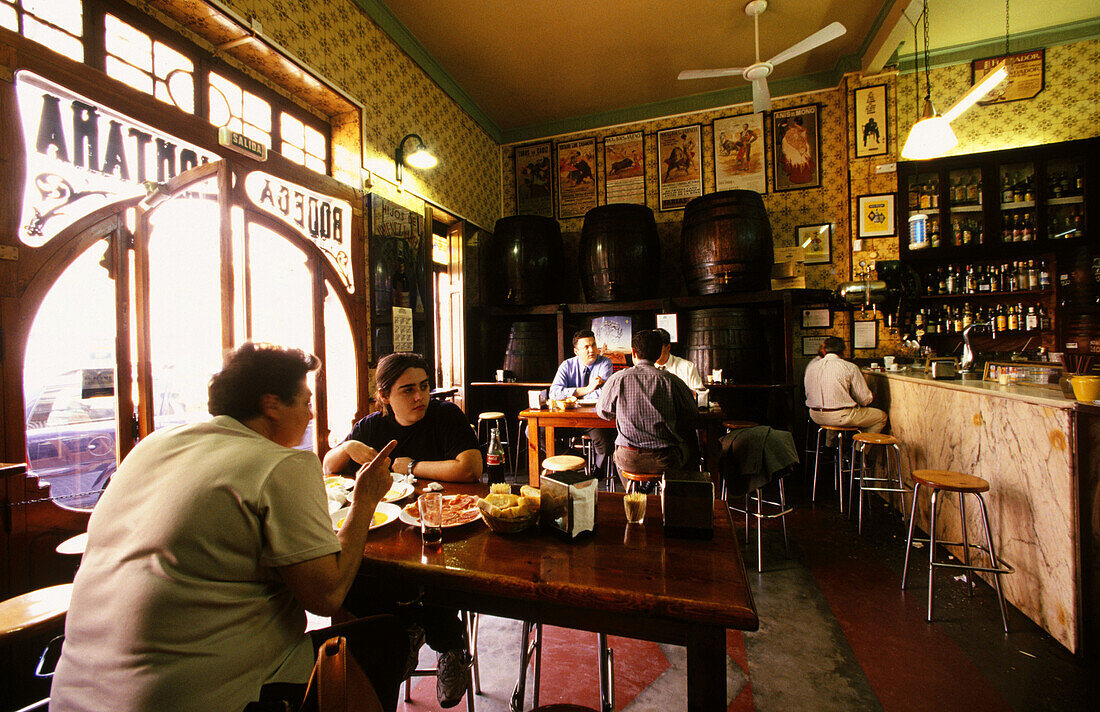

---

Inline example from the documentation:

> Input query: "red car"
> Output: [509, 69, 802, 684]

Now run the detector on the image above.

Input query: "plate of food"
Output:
[330, 502, 401, 531]
[399, 493, 481, 528]
[346, 480, 415, 504]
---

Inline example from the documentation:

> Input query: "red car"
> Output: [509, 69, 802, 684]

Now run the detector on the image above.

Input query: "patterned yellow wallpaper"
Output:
[219, 0, 501, 230]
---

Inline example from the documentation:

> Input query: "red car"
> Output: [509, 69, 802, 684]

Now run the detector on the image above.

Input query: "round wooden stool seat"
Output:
[620, 470, 662, 483]
[723, 419, 758, 430]
[852, 433, 899, 445]
[820, 424, 859, 432]
[478, 411, 505, 420]
[0, 583, 73, 638]
[56, 532, 89, 556]
[911, 469, 990, 493]
[542, 455, 587, 472]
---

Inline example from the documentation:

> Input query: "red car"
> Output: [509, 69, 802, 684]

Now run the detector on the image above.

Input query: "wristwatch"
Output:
[407, 460, 418, 477]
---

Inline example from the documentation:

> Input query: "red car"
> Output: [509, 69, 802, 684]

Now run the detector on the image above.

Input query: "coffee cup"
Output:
[870, 362, 880, 370]
[883, 356, 895, 367]
[887, 364, 899, 371]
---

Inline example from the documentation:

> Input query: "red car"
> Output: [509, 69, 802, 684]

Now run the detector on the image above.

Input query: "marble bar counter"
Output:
[864, 368, 1096, 654]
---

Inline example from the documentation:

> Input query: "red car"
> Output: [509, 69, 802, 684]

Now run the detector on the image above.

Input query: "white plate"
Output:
[330, 502, 401, 531]
[398, 493, 482, 528]
[347, 480, 414, 504]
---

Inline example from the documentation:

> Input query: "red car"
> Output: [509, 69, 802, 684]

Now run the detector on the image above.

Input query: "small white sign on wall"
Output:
[656, 313, 678, 342]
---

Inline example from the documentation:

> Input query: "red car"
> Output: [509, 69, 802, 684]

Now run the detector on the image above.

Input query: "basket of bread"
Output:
[477, 484, 541, 534]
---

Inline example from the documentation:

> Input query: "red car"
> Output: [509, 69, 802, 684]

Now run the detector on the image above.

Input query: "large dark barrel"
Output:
[681, 190, 773, 295]
[502, 321, 557, 383]
[485, 216, 564, 305]
[579, 204, 660, 302]
[684, 308, 773, 384]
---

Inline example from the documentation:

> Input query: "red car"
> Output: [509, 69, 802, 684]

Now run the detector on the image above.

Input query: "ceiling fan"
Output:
[678, 0, 846, 113]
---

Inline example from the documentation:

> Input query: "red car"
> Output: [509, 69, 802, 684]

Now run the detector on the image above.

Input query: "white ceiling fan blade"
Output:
[766, 22, 846, 67]
[678, 67, 747, 81]
[752, 78, 771, 113]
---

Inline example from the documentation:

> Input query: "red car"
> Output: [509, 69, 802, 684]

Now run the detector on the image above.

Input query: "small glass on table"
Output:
[623, 492, 647, 525]
[419, 492, 443, 549]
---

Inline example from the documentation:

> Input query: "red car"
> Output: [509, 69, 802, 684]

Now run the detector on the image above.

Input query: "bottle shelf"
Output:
[1001, 200, 1036, 209]
[950, 204, 983, 212]
[1048, 196, 1084, 206]
[918, 289, 1050, 300]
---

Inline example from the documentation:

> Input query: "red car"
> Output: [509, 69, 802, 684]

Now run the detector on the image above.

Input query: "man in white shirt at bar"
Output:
[804, 336, 886, 436]
[653, 327, 708, 406]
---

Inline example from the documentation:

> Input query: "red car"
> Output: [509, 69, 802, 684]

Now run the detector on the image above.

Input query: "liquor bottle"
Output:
[909, 180, 921, 209]
[1025, 305, 1039, 331]
[919, 181, 930, 209]
[1074, 164, 1084, 195]
[937, 267, 947, 294]
[1008, 263, 1019, 292]
[977, 266, 990, 293]
[1022, 212, 1033, 241]
[1023, 174, 1033, 203]
[944, 266, 955, 295]
[962, 303, 973, 329]
[953, 307, 964, 334]
[914, 308, 925, 329]
[968, 174, 980, 204]
[1040, 260, 1051, 289]
[1040, 304, 1052, 331]
[485, 427, 506, 485]
[1013, 174, 1024, 203]
[1001, 173, 1013, 204]
[1073, 208, 1084, 238]
[1027, 260, 1039, 290]
[930, 220, 941, 248]
[995, 304, 1007, 332]
[1007, 304, 1019, 331]
[965, 265, 977, 294]
[930, 177, 940, 208]
[1050, 171, 1063, 198]
[975, 217, 984, 244]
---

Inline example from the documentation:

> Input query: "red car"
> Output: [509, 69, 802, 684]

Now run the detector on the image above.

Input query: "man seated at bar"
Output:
[653, 327, 708, 404]
[547, 328, 616, 470]
[597, 329, 698, 491]
[323, 351, 479, 708]
[51, 342, 408, 712]
[804, 335, 887, 437]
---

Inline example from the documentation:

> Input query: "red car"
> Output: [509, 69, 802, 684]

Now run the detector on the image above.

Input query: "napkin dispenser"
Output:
[540, 470, 598, 540]
[661, 470, 714, 540]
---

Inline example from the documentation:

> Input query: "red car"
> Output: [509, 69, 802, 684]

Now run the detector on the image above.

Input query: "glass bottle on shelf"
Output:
[1025, 305, 1039, 331]
[995, 304, 1007, 332]
[1007, 305, 1019, 331]
[1040, 260, 1051, 289]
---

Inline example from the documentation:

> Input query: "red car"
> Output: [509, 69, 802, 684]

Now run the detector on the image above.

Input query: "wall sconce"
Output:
[395, 133, 437, 182]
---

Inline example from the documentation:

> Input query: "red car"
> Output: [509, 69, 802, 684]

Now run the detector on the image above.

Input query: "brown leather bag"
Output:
[301, 636, 384, 712]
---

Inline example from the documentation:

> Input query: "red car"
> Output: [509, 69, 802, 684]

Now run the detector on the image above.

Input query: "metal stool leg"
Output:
[902, 481, 922, 590]
[466, 611, 481, 694]
[597, 632, 614, 712]
[927, 488, 941, 622]
[779, 478, 790, 553]
[959, 493, 973, 595]
[511, 621, 539, 712]
[755, 488, 764, 573]
[974, 493, 1010, 632]
[812, 427, 824, 502]
[856, 442, 866, 533]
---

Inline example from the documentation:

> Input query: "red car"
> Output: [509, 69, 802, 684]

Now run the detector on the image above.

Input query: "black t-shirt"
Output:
[340, 400, 479, 475]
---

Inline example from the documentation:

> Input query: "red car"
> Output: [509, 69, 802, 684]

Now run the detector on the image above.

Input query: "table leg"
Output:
[527, 418, 541, 487]
[686, 624, 726, 712]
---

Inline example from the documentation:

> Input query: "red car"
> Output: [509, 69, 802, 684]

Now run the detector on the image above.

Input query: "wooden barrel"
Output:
[684, 308, 773, 384]
[579, 204, 660, 302]
[486, 216, 564, 305]
[502, 321, 557, 382]
[681, 190, 773, 295]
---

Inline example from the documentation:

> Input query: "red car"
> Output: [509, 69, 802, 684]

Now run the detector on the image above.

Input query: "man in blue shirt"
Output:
[547, 329, 615, 470]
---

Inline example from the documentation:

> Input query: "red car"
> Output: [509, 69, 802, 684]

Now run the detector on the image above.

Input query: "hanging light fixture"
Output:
[901, 0, 1008, 160]
[395, 133, 437, 182]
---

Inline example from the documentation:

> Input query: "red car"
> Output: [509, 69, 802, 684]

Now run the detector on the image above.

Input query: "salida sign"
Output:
[15, 71, 219, 247]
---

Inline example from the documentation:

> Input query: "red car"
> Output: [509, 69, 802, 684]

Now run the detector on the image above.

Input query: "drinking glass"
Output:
[419, 492, 443, 549]
[623, 492, 647, 524]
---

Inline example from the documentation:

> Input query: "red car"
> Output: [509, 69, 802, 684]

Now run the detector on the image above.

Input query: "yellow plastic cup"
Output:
[1069, 375, 1100, 403]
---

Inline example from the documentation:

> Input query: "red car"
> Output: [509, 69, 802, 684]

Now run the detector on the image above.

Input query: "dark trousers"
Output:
[343, 574, 466, 653]
[524, 424, 615, 471]
[613, 443, 689, 491]
[245, 614, 408, 712]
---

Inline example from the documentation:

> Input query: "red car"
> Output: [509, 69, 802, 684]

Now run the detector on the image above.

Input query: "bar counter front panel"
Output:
[866, 369, 1082, 652]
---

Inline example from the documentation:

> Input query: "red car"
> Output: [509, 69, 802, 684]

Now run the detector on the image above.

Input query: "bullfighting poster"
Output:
[603, 131, 645, 205]
[657, 125, 703, 211]
[772, 105, 821, 191]
[713, 113, 766, 193]
[853, 84, 888, 158]
[514, 141, 553, 217]
[556, 137, 597, 219]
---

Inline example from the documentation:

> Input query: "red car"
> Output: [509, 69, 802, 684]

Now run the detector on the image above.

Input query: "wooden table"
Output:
[518, 404, 728, 486]
[359, 484, 758, 712]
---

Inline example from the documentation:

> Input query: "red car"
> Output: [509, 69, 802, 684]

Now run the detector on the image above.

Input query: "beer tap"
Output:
[960, 320, 995, 375]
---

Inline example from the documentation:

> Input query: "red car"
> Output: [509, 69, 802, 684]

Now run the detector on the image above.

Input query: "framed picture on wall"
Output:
[556, 137, 598, 218]
[857, 193, 896, 238]
[797, 223, 832, 264]
[853, 84, 888, 158]
[713, 112, 765, 193]
[853, 320, 878, 350]
[603, 131, 646, 205]
[514, 141, 553, 217]
[802, 335, 827, 356]
[657, 125, 703, 211]
[801, 308, 831, 328]
[772, 104, 820, 191]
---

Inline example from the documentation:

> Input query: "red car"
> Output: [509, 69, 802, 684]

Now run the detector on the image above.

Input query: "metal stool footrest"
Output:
[907, 536, 1016, 576]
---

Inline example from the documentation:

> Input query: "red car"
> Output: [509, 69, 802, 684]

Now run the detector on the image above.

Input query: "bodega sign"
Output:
[244, 171, 353, 291]
[15, 71, 219, 247]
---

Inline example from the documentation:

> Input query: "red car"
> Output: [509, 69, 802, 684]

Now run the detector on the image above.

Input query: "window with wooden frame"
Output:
[1, 0, 84, 61]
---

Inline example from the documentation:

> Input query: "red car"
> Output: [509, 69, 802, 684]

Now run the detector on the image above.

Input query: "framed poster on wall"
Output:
[657, 125, 703, 211]
[514, 141, 553, 217]
[713, 112, 765, 193]
[556, 137, 598, 218]
[853, 84, 888, 158]
[798, 223, 832, 264]
[603, 131, 646, 205]
[772, 104, 820, 191]
[857, 193, 896, 238]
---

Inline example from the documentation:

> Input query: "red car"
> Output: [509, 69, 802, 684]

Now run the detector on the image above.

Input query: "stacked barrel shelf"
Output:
[465, 190, 832, 442]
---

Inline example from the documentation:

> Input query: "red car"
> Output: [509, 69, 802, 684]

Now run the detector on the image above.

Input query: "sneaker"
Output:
[402, 623, 425, 681]
[435, 647, 473, 708]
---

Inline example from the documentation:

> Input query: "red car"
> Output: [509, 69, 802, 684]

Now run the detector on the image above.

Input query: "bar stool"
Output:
[619, 469, 663, 495]
[541, 454, 587, 477]
[512, 622, 613, 712]
[404, 610, 480, 712]
[477, 411, 512, 479]
[1, 583, 73, 712]
[811, 424, 859, 513]
[727, 475, 792, 573]
[901, 469, 1015, 632]
[851, 433, 910, 533]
